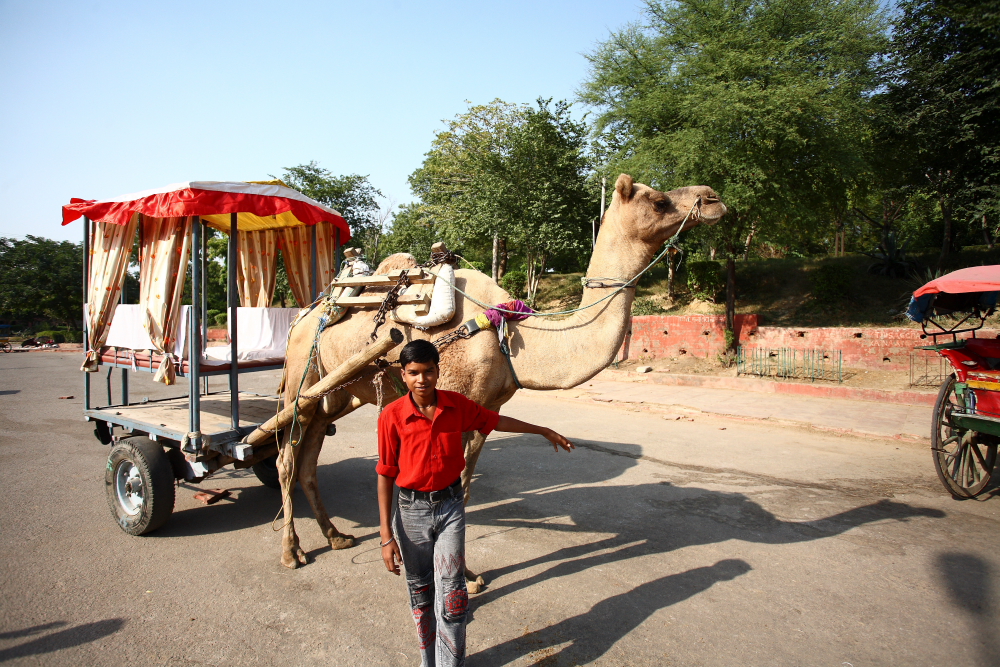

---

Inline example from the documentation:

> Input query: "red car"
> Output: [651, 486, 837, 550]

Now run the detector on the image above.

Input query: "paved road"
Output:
[1, 353, 999, 666]
[567, 378, 931, 440]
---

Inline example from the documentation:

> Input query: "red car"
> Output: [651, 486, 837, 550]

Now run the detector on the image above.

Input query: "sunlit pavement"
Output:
[1, 353, 998, 666]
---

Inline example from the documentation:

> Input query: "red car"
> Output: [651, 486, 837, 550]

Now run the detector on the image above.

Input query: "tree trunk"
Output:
[938, 197, 953, 265]
[529, 254, 547, 303]
[983, 214, 993, 249]
[492, 234, 499, 282]
[498, 238, 508, 280]
[666, 250, 676, 298]
[709, 246, 717, 260]
[725, 256, 736, 351]
[743, 222, 756, 261]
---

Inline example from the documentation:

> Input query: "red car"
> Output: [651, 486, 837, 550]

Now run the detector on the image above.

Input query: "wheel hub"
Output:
[115, 461, 144, 516]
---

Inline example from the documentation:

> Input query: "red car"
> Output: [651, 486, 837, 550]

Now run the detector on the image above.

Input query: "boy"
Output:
[377, 339, 574, 667]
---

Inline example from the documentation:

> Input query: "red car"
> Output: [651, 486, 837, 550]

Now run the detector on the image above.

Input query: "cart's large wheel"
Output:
[932, 375, 999, 498]
[0, 342, 10, 353]
[105, 437, 176, 535]
[252, 454, 281, 490]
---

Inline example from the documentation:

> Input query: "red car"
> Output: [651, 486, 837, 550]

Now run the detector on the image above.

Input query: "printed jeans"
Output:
[393, 491, 468, 667]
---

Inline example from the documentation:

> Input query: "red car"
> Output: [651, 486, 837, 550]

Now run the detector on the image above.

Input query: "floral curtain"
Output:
[279, 221, 338, 306]
[139, 216, 192, 385]
[237, 229, 278, 307]
[82, 215, 139, 372]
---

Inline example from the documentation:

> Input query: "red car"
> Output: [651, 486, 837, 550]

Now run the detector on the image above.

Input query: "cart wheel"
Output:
[252, 454, 281, 490]
[0, 342, 10, 353]
[106, 437, 176, 535]
[932, 375, 999, 498]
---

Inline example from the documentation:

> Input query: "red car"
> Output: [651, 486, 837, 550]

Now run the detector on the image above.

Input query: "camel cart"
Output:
[62, 181, 378, 535]
[908, 265, 1000, 498]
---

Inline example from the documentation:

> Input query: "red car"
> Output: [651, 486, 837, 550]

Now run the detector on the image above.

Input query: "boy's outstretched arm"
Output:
[495, 416, 574, 453]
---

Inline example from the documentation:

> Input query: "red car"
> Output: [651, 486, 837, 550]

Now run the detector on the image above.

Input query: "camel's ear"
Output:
[615, 174, 634, 203]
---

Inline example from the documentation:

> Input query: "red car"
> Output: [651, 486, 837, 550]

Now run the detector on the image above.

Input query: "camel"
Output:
[271, 174, 728, 583]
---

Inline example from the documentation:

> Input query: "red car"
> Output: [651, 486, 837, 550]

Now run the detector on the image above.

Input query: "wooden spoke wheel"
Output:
[932, 375, 999, 498]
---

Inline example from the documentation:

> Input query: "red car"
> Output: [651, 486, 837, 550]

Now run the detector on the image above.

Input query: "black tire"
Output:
[932, 375, 998, 498]
[252, 454, 281, 490]
[105, 437, 176, 535]
[0, 342, 10, 353]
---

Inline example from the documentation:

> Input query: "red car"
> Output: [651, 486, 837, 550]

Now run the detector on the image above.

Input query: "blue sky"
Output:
[0, 0, 641, 242]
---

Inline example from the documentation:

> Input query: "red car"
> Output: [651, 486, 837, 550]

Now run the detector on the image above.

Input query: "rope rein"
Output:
[438, 198, 700, 318]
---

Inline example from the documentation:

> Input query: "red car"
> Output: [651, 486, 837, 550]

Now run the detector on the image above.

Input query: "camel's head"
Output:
[610, 174, 727, 247]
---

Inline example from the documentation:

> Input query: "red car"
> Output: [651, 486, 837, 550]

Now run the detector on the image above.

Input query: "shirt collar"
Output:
[405, 389, 455, 421]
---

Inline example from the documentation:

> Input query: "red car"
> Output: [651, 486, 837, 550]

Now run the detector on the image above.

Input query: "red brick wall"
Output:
[620, 315, 1000, 370]
[751, 326, 1000, 371]
[621, 315, 759, 360]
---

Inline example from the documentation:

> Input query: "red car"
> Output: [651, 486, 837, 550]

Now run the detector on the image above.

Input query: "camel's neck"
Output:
[509, 212, 657, 390]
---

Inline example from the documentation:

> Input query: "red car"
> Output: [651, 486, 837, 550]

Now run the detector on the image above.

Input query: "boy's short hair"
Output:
[399, 339, 440, 368]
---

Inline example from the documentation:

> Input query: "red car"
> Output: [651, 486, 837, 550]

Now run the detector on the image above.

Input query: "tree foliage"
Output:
[581, 0, 886, 332]
[280, 162, 389, 262]
[881, 0, 1000, 262]
[0, 236, 83, 326]
[406, 99, 595, 299]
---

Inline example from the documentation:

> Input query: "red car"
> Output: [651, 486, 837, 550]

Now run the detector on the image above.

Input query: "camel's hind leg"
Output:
[461, 431, 489, 593]
[296, 397, 366, 551]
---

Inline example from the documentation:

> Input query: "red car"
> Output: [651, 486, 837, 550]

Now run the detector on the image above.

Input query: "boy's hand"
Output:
[382, 538, 402, 575]
[544, 428, 575, 453]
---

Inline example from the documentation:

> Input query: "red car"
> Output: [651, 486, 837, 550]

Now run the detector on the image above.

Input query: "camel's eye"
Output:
[652, 199, 668, 213]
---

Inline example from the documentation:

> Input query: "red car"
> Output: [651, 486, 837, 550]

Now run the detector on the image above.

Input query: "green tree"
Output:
[279, 162, 389, 262]
[408, 99, 594, 299]
[581, 0, 886, 341]
[0, 236, 83, 327]
[381, 203, 440, 260]
[881, 0, 1000, 263]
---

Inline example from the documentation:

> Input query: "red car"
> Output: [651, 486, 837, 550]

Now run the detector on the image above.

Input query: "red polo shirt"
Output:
[376, 389, 500, 492]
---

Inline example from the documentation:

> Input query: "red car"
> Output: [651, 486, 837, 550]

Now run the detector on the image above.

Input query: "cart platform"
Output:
[85, 390, 279, 459]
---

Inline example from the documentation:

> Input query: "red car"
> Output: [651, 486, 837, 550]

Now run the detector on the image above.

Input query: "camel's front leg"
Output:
[278, 422, 309, 569]
[296, 410, 356, 551]
[461, 430, 488, 504]
[461, 430, 488, 593]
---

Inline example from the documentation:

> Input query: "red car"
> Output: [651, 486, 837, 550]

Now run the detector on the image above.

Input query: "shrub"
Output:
[810, 264, 853, 303]
[214, 313, 227, 327]
[206, 309, 221, 322]
[500, 270, 527, 298]
[466, 260, 488, 274]
[865, 232, 916, 278]
[631, 296, 666, 315]
[686, 260, 725, 302]
[34, 329, 74, 343]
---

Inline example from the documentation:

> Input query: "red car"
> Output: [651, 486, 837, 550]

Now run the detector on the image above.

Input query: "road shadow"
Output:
[473, 559, 752, 665]
[936, 552, 1000, 667]
[0, 390, 19, 396]
[450, 435, 943, 662]
[151, 454, 382, 542]
[0, 619, 125, 662]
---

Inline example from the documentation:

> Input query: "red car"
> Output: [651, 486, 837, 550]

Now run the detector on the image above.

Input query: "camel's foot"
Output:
[329, 533, 355, 550]
[281, 545, 309, 569]
[465, 567, 486, 594]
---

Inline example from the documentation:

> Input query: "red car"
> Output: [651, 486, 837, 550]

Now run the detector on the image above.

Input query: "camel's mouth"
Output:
[699, 198, 727, 225]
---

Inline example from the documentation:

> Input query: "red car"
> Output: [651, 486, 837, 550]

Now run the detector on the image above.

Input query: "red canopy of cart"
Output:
[61, 181, 351, 240]
[913, 266, 1000, 297]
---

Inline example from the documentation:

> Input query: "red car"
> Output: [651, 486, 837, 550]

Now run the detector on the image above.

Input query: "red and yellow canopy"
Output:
[61, 180, 351, 240]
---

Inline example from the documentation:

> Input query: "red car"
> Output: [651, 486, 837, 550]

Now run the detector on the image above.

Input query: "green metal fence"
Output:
[736, 347, 843, 383]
